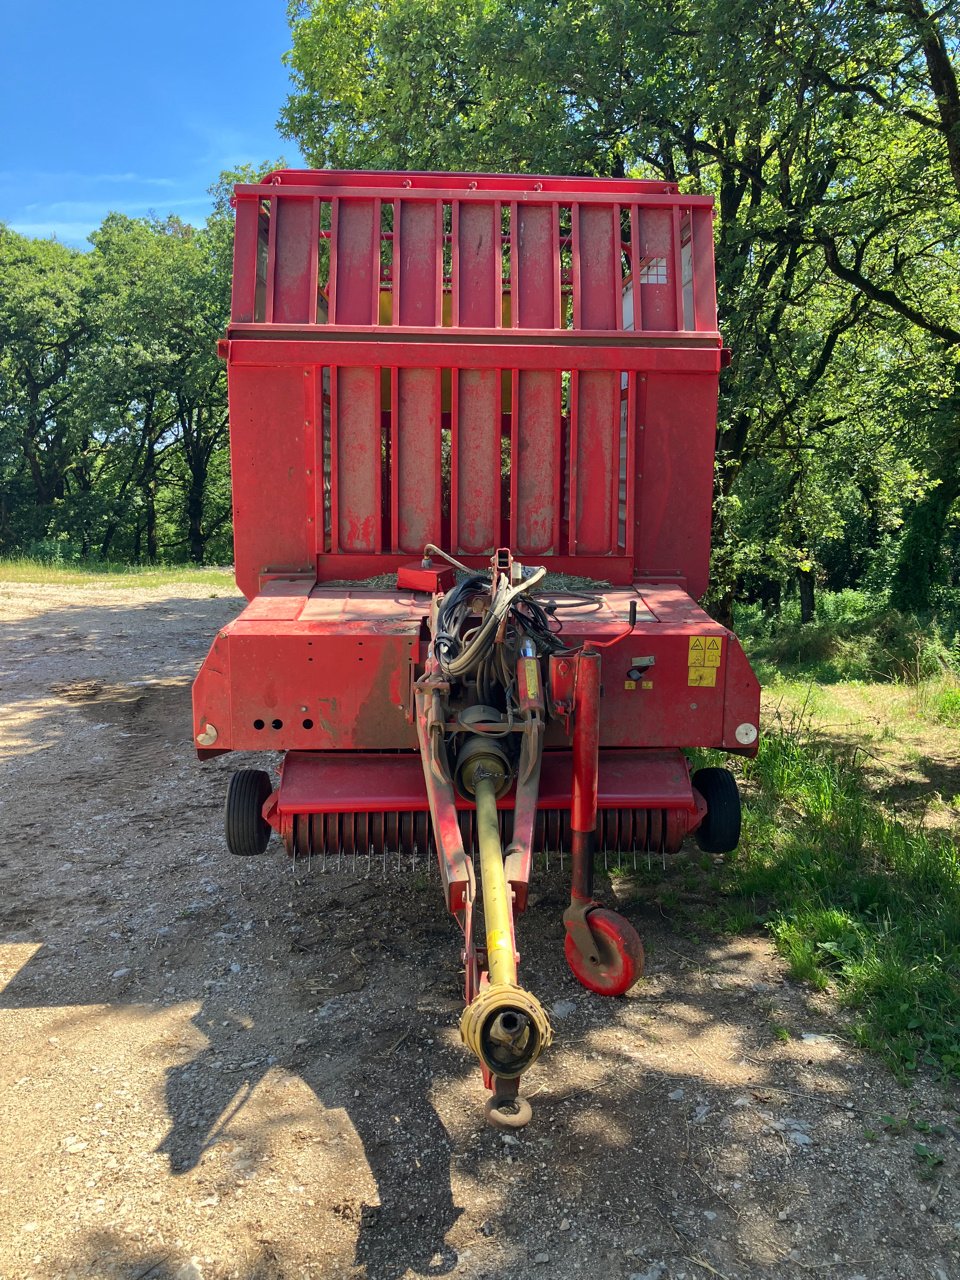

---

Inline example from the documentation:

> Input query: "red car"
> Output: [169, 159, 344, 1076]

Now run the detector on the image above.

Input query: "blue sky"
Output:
[0, 0, 304, 247]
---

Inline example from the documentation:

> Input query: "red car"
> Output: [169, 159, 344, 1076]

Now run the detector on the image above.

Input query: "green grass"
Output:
[926, 682, 960, 727]
[735, 589, 960, 684]
[0, 557, 240, 591]
[718, 728, 960, 1079]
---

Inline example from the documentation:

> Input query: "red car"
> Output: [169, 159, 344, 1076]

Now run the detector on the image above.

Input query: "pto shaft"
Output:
[474, 773, 517, 987]
[458, 741, 552, 1081]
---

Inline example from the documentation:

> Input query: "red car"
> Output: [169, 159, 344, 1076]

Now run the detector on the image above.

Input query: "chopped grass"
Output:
[720, 728, 960, 1078]
[0, 557, 240, 590]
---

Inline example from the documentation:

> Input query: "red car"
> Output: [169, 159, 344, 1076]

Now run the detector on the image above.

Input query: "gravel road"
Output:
[0, 582, 957, 1280]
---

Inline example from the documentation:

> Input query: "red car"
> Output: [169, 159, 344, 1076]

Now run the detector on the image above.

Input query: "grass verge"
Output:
[716, 727, 960, 1079]
[0, 557, 239, 590]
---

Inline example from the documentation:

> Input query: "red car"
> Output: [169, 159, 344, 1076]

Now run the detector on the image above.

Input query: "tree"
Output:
[280, 0, 960, 612]
[0, 228, 93, 552]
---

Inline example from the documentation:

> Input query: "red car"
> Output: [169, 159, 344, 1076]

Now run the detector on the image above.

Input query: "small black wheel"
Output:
[692, 767, 742, 854]
[225, 769, 273, 856]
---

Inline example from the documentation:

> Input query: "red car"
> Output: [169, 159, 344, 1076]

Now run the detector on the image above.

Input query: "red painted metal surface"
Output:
[275, 748, 699, 816]
[222, 170, 721, 600]
[192, 580, 758, 755]
[571, 650, 602, 836]
[193, 167, 763, 1120]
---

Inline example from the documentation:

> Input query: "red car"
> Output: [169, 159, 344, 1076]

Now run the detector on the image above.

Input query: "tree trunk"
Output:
[798, 565, 815, 623]
[187, 475, 206, 564]
[890, 463, 960, 612]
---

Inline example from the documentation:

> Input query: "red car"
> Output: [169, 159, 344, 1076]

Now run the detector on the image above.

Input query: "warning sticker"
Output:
[688, 636, 722, 685]
[688, 636, 723, 666]
[704, 637, 722, 667]
[688, 667, 717, 687]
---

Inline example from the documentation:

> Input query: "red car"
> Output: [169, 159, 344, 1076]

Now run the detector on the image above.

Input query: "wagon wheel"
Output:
[564, 907, 644, 997]
[224, 769, 272, 857]
[692, 767, 742, 854]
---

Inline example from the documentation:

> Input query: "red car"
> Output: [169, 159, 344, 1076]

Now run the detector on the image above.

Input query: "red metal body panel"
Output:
[192, 581, 758, 755]
[275, 748, 698, 816]
[223, 170, 721, 600]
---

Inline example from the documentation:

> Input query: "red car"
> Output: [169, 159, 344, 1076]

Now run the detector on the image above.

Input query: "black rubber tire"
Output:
[225, 769, 273, 856]
[692, 767, 742, 854]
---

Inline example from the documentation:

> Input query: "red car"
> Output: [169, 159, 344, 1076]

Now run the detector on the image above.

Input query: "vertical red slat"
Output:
[398, 200, 439, 326]
[451, 199, 461, 328]
[574, 203, 619, 554]
[494, 203, 503, 328]
[336, 367, 381, 551]
[639, 206, 677, 330]
[329, 366, 339, 551]
[691, 207, 718, 332]
[436, 202, 444, 325]
[371, 197, 382, 323]
[264, 196, 278, 324]
[390, 367, 400, 549]
[516, 205, 555, 328]
[335, 200, 378, 324]
[231, 198, 258, 322]
[307, 199, 320, 324]
[567, 370, 579, 552]
[450, 370, 459, 542]
[629, 205, 642, 333]
[515, 203, 561, 553]
[390, 199, 401, 327]
[672, 205, 684, 330]
[509, 200, 518, 328]
[331, 200, 381, 550]
[456, 199, 500, 553]
[574, 371, 620, 555]
[553, 203, 562, 328]
[614, 204, 624, 331]
[397, 369, 441, 552]
[458, 202, 498, 327]
[315, 366, 330, 553]
[508, 368, 519, 547]
[515, 369, 561, 554]
[392, 200, 442, 553]
[456, 369, 500, 552]
[304, 364, 318, 557]
[632, 372, 648, 574]
[571, 202, 582, 329]
[273, 198, 316, 323]
[327, 198, 340, 323]
[578, 204, 617, 330]
[624, 371, 637, 557]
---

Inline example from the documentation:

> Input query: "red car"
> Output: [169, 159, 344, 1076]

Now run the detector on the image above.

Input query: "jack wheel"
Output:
[485, 1093, 533, 1130]
[565, 907, 644, 997]
[692, 767, 742, 854]
[225, 769, 272, 856]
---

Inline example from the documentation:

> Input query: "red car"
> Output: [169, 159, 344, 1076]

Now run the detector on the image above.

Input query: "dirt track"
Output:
[0, 582, 957, 1280]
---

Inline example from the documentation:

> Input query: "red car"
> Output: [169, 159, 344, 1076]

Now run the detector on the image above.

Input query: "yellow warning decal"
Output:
[689, 636, 723, 665]
[487, 928, 512, 955]
[704, 637, 722, 667]
[688, 635, 722, 683]
[688, 667, 718, 687]
[624, 679, 637, 691]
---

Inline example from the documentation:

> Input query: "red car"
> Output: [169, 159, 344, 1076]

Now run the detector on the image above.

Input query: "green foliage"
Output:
[735, 589, 960, 683]
[0, 196, 236, 564]
[282, 0, 960, 611]
[724, 729, 960, 1078]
